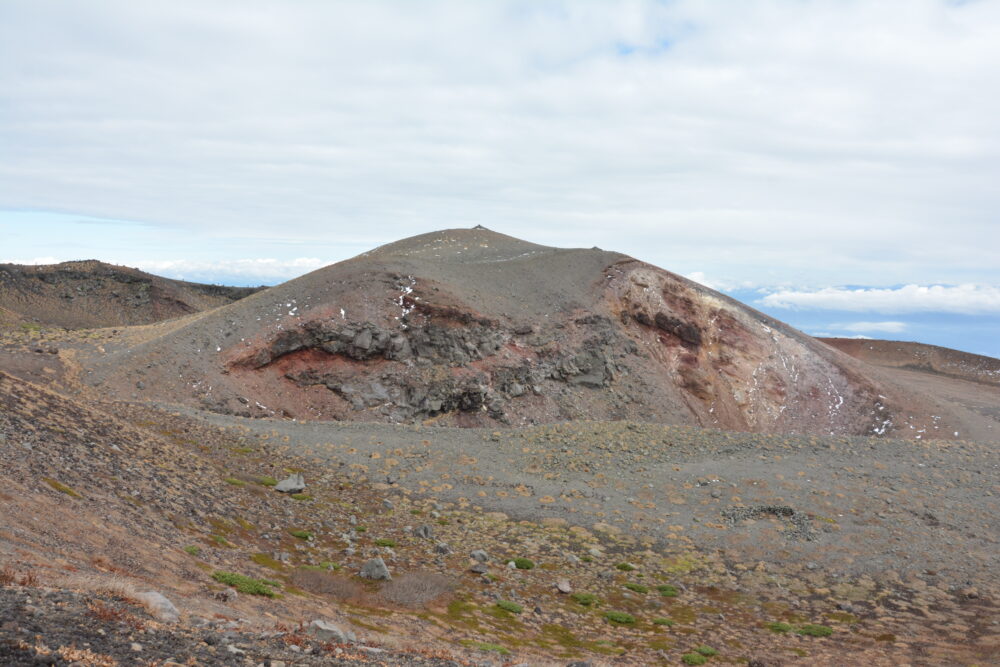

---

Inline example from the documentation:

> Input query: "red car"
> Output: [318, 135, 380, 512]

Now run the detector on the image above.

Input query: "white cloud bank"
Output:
[760, 284, 1000, 315]
[135, 258, 328, 284]
[834, 321, 908, 333]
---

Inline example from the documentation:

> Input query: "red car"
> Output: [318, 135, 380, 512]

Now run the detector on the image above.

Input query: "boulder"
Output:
[307, 619, 355, 644]
[359, 557, 391, 581]
[135, 591, 179, 623]
[274, 473, 305, 494]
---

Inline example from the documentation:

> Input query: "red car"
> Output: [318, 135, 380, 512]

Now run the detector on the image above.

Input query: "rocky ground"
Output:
[1, 358, 998, 665]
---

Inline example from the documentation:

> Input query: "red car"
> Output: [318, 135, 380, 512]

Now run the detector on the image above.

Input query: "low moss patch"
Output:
[496, 600, 523, 614]
[695, 645, 718, 656]
[624, 582, 648, 594]
[251, 553, 286, 570]
[374, 538, 397, 548]
[224, 477, 246, 487]
[513, 557, 535, 570]
[289, 529, 313, 540]
[459, 640, 509, 655]
[42, 478, 81, 498]
[615, 562, 636, 571]
[257, 476, 278, 487]
[290, 493, 312, 501]
[682, 653, 707, 665]
[571, 592, 598, 606]
[797, 624, 833, 637]
[211, 571, 279, 597]
[657, 584, 679, 597]
[767, 621, 792, 633]
[183, 545, 201, 556]
[604, 610, 636, 625]
[652, 617, 675, 626]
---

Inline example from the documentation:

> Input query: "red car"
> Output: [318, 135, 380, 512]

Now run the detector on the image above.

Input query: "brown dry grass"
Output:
[376, 572, 456, 609]
[289, 569, 365, 603]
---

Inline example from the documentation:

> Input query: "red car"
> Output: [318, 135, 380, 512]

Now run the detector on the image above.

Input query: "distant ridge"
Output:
[0, 259, 263, 329]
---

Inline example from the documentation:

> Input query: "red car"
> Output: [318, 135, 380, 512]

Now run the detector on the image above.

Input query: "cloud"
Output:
[1, 0, 999, 289]
[834, 321, 908, 333]
[759, 284, 1000, 315]
[0, 257, 61, 266]
[134, 258, 328, 284]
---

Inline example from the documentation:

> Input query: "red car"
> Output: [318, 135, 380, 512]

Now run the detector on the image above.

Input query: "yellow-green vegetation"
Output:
[257, 476, 278, 487]
[604, 610, 636, 625]
[657, 584, 679, 597]
[374, 538, 397, 547]
[251, 553, 286, 570]
[289, 529, 313, 540]
[682, 653, 708, 665]
[571, 592, 598, 606]
[652, 617, 675, 626]
[695, 645, 718, 656]
[211, 534, 234, 548]
[355, 526, 367, 533]
[212, 571, 280, 597]
[291, 493, 312, 501]
[42, 477, 81, 498]
[513, 557, 535, 570]
[224, 477, 246, 486]
[183, 545, 201, 556]
[615, 562, 636, 571]
[767, 621, 792, 633]
[496, 600, 523, 614]
[664, 555, 703, 574]
[623, 582, 648, 593]
[229, 446, 254, 454]
[459, 640, 509, 655]
[797, 624, 833, 637]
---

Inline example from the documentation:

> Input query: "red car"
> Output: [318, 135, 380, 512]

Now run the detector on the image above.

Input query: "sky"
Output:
[1, 1, 998, 357]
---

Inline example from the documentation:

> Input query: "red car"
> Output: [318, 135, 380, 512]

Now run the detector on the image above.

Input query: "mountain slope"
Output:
[0, 260, 262, 329]
[84, 228, 997, 439]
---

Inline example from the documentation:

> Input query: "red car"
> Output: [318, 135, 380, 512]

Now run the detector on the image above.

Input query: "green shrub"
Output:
[624, 582, 648, 593]
[496, 600, 523, 614]
[656, 584, 679, 597]
[798, 624, 833, 637]
[289, 529, 313, 540]
[604, 610, 636, 625]
[374, 538, 397, 547]
[652, 617, 675, 626]
[183, 545, 201, 556]
[682, 653, 707, 666]
[695, 645, 718, 656]
[767, 621, 792, 633]
[211, 571, 279, 597]
[513, 557, 535, 570]
[355, 526, 367, 533]
[571, 592, 598, 606]
[615, 562, 636, 571]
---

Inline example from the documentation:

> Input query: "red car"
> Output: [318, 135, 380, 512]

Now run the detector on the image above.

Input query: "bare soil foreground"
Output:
[1, 230, 999, 665]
